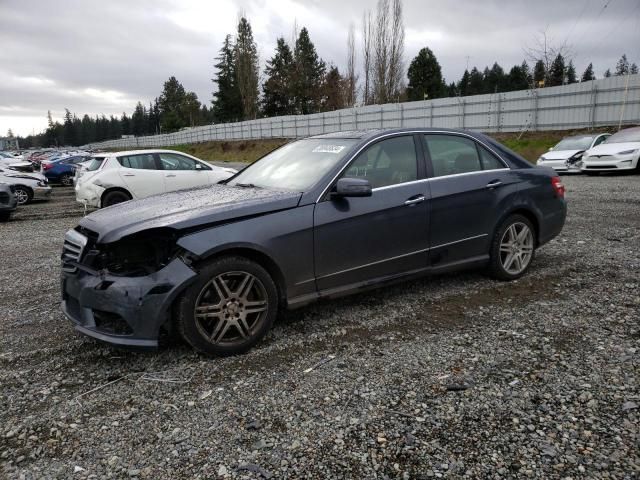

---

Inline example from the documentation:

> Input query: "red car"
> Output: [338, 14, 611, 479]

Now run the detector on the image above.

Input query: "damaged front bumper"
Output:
[61, 258, 197, 348]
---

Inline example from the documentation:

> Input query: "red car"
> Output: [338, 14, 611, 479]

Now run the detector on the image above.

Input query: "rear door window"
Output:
[423, 135, 482, 177]
[117, 154, 157, 170]
[478, 146, 506, 170]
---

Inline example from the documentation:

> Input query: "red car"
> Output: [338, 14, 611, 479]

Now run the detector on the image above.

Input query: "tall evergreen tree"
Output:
[507, 61, 531, 91]
[158, 76, 193, 132]
[485, 62, 507, 93]
[615, 54, 629, 75]
[566, 61, 577, 84]
[120, 113, 131, 136]
[212, 35, 243, 123]
[604, 69, 612, 78]
[293, 27, 326, 114]
[406, 47, 444, 100]
[234, 17, 259, 120]
[467, 67, 484, 95]
[581, 63, 595, 82]
[262, 37, 295, 117]
[631, 63, 639, 74]
[458, 69, 471, 96]
[547, 54, 565, 86]
[533, 60, 546, 86]
[131, 102, 146, 136]
[321, 65, 346, 111]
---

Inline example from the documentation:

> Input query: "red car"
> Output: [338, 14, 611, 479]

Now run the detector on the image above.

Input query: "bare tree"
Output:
[373, 0, 390, 104]
[387, 0, 405, 101]
[369, 0, 405, 104]
[362, 10, 373, 105]
[345, 23, 358, 106]
[523, 29, 573, 84]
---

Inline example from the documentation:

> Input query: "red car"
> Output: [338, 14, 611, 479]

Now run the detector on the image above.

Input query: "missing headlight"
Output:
[89, 228, 183, 276]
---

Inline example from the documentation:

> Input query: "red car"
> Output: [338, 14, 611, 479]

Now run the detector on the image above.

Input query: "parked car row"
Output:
[537, 126, 640, 174]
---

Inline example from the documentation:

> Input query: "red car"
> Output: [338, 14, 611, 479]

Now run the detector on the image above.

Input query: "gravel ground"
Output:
[0, 176, 638, 479]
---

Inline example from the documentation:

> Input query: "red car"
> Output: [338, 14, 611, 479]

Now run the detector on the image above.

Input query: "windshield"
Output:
[553, 136, 594, 151]
[606, 128, 640, 143]
[85, 156, 106, 171]
[227, 138, 358, 191]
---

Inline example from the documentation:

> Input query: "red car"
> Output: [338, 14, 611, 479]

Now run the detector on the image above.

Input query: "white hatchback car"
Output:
[537, 133, 610, 173]
[581, 127, 640, 174]
[75, 150, 237, 208]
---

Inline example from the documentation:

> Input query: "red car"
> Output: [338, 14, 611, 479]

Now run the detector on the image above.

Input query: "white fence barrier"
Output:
[84, 75, 640, 150]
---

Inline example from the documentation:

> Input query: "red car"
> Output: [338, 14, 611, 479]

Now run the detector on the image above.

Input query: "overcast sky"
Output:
[1, 0, 638, 137]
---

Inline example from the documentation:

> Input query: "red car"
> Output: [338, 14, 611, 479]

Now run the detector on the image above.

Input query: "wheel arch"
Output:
[499, 207, 541, 246]
[195, 246, 288, 306]
[100, 187, 132, 208]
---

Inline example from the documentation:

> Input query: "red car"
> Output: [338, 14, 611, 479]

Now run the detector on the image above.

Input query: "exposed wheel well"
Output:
[200, 248, 288, 306]
[505, 208, 540, 245]
[100, 187, 132, 207]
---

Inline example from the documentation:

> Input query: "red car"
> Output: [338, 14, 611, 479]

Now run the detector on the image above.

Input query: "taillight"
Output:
[42, 163, 53, 171]
[551, 176, 565, 198]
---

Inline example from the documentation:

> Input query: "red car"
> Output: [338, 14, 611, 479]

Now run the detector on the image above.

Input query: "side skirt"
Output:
[285, 254, 490, 310]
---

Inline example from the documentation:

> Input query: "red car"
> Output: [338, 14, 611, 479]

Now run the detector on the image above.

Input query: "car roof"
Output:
[107, 149, 196, 157]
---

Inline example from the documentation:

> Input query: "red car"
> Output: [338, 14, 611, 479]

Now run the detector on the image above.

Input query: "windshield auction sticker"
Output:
[312, 145, 346, 154]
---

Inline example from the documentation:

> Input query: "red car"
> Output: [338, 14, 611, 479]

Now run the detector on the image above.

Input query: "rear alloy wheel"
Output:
[488, 214, 536, 280]
[102, 190, 131, 207]
[177, 256, 278, 356]
[13, 186, 32, 205]
[60, 173, 74, 186]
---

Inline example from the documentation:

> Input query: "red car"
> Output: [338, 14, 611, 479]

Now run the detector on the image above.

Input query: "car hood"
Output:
[78, 184, 303, 243]
[586, 142, 640, 156]
[542, 149, 582, 160]
[0, 173, 40, 184]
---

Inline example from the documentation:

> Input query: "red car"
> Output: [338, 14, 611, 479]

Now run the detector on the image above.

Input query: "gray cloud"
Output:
[0, 0, 637, 136]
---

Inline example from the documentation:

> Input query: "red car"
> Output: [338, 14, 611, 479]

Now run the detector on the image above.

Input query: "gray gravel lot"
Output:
[1, 176, 639, 479]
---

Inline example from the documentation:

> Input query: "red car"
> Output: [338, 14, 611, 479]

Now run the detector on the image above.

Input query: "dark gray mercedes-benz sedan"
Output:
[61, 129, 566, 355]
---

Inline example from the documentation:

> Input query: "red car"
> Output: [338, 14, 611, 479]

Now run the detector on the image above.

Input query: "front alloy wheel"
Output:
[488, 214, 536, 280]
[177, 256, 278, 356]
[13, 186, 31, 205]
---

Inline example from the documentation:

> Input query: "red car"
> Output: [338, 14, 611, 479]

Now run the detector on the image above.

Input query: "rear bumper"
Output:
[61, 258, 197, 348]
[539, 200, 567, 246]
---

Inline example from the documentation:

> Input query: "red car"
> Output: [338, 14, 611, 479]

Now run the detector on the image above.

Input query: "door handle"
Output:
[485, 180, 502, 189]
[404, 195, 425, 206]
[123, 174, 135, 177]
[165, 174, 177, 178]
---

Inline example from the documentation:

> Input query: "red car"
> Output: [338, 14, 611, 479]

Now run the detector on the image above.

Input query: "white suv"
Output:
[75, 150, 237, 208]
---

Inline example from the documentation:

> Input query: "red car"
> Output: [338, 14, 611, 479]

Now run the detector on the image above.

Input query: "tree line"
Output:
[15, 0, 638, 148]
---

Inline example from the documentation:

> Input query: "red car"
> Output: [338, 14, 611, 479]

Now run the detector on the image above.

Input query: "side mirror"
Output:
[195, 163, 204, 170]
[333, 177, 372, 198]
[548, 147, 553, 151]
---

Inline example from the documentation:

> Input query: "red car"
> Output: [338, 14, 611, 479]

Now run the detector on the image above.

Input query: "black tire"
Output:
[0, 211, 11, 222]
[13, 186, 32, 205]
[101, 190, 131, 207]
[487, 214, 536, 281]
[60, 173, 74, 186]
[177, 256, 278, 356]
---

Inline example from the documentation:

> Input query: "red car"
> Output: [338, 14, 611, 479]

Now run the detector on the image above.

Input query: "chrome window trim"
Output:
[428, 168, 510, 181]
[316, 130, 511, 203]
